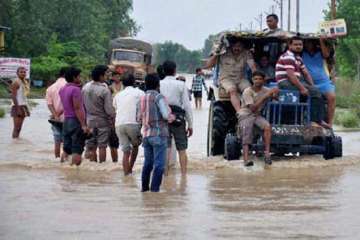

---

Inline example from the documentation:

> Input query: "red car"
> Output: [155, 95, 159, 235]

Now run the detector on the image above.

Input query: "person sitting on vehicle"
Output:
[257, 55, 275, 83]
[204, 39, 256, 119]
[302, 38, 336, 127]
[238, 71, 279, 167]
[275, 36, 329, 128]
[263, 14, 283, 36]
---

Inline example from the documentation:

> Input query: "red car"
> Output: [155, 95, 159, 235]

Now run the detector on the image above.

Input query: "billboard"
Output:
[319, 19, 347, 38]
[0, 58, 31, 79]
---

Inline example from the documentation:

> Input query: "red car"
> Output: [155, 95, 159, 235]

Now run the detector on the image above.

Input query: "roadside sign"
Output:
[319, 19, 347, 37]
[0, 57, 31, 79]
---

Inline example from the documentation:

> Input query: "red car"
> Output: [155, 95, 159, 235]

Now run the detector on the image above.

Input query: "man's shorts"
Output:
[221, 78, 251, 94]
[108, 127, 119, 149]
[51, 125, 63, 143]
[193, 91, 202, 98]
[168, 121, 188, 151]
[238, 115, 270, 145]
[86, 126, 111, 148]
[315, 81, 335, 94]
[116, 124, 142, 152]
[63, 118, 85, 155]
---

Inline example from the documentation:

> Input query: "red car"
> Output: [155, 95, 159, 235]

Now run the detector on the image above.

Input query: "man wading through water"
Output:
[113, 73, 144, 175]
[82, 65, 115, 163]
[45, 67, 67, 160]
[192, 68, 207, 109]
[59, 67, 90, 165]
[160, 61, 193, 175]
[137, 74, 175, 192]
[10, 67, 31, 139]
[107, 71, 123, 163]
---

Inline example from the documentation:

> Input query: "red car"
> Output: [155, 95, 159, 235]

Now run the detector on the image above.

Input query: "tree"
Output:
[202, 34, 218, 58]
[1, 0, 138, 80]
[326, 0, 360, 79]
[153, 41, 202, 73]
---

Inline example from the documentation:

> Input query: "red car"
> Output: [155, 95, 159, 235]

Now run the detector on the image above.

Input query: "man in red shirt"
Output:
[275, 36, 328, 127]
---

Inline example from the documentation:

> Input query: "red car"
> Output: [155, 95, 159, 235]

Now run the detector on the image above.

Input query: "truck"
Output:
[207, 31, 343, 161]
[107, 37, 153, 88]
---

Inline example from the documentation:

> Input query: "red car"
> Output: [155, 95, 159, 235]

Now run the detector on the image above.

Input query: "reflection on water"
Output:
[1, 98, 360, 239]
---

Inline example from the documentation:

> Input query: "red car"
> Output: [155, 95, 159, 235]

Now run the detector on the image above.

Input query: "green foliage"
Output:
[202, 34, 218, 58]
[0, 84, 10, 98]
[334, 109, 360, 128]
[325, 0, 360, 79]
[336, 78, 360, 111]
[336, 95, 350, 108]
[0, 108, 5, 118]
[1, 0, 138, 81]
[153, 41, 202, 73]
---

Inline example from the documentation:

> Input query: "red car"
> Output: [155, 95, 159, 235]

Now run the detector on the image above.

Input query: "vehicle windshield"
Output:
[113, 51, 144, 63]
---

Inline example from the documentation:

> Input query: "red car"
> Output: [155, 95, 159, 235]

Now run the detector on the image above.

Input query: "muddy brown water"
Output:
[1, 97, 360, 240]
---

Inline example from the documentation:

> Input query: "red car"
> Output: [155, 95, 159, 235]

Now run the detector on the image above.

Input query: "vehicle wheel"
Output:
[323, 137, 333, 160]
[323, 135, 342, 160]
[332, 135, 342, 158]
[207, 101, 229, 156]
[224, 134, 241, 160]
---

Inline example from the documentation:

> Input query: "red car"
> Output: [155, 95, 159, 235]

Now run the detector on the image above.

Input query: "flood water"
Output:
[1, 95, 360, 239]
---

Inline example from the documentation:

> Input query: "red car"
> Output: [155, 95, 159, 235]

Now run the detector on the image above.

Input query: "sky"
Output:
[131, 0, 330, 50]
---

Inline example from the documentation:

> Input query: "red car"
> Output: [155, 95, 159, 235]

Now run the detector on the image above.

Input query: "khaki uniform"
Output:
[219, 50, 253, 93]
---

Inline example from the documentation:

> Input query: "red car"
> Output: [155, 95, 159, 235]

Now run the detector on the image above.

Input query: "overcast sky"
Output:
[131, 0, 330, 50]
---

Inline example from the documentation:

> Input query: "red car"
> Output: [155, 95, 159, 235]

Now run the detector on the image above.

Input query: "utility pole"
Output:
[280, 0, 283, 29]
[255, 13, 263, 31]
[331, 0, 336, 19]
[239, 23, 242, 31]
[287, 0, 291, 31]
[274, 0, 284, 29]
[249, 21, 253, 32]
[296, 0, 300, 32]
[271, 5, 275, 13]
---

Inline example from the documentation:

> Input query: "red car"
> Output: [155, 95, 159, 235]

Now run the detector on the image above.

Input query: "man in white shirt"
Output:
[160, 61, 193, 175]
[113, 73, 144, 175]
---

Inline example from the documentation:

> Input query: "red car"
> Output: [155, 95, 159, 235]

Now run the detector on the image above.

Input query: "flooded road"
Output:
[1, 97, 360, 239]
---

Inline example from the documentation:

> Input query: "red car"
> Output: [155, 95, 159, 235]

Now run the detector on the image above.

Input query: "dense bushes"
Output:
[0, 108, 5, 118]
[335, 78, 360, 128]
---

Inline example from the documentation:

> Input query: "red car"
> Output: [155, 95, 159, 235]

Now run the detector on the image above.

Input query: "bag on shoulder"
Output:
[169, 105, 186, 127]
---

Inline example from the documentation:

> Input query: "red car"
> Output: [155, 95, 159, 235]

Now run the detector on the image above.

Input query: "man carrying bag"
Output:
[160, 61, 193, 176]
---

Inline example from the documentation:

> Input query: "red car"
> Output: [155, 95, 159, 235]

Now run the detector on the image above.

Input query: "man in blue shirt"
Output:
[303, 38, 336, 127]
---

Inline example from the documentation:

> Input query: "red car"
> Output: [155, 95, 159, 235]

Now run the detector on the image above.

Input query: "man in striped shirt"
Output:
[275, 36, 327, 127]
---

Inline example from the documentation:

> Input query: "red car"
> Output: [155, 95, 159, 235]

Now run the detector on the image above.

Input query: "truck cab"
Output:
[108, 38, 153, 89]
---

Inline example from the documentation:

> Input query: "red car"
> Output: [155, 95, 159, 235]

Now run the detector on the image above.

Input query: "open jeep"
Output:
[206, 31, 342, 161]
